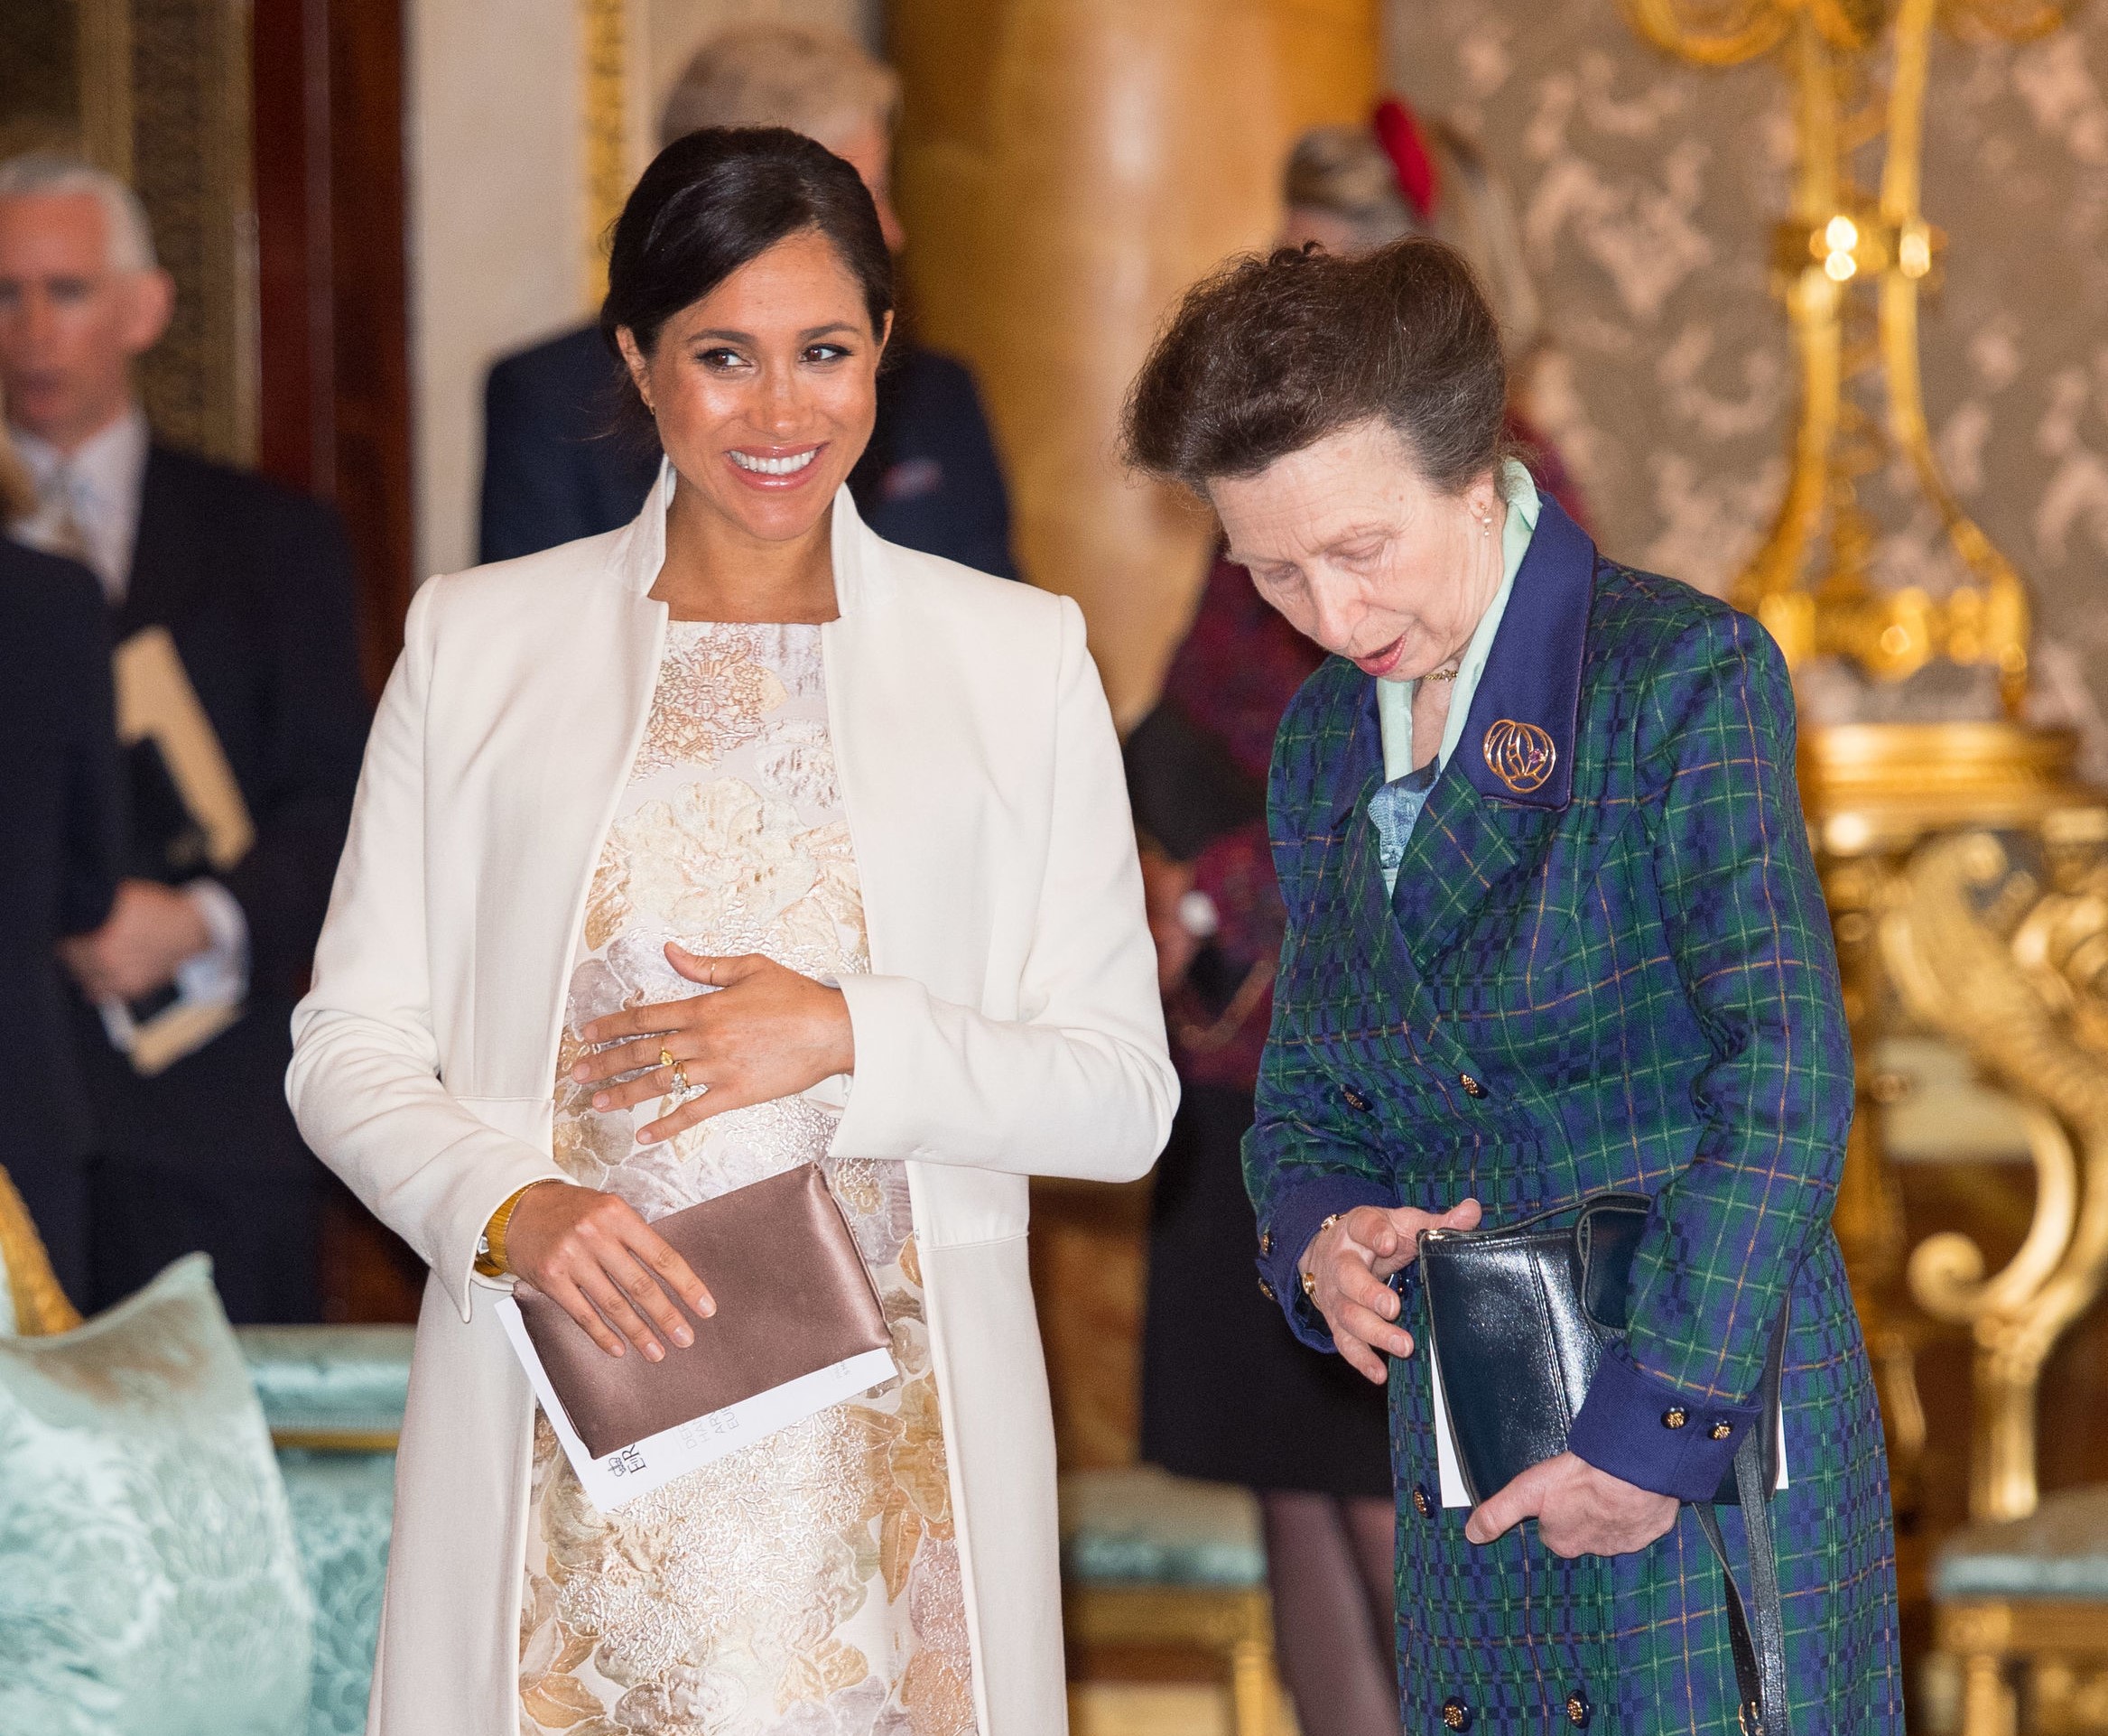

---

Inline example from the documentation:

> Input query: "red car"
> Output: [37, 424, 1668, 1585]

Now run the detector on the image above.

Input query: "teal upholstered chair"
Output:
[240, 1326, 411, 1736]
[1934, 1486, 2108, 1734]
[1060, 1464, 1287, 1736]
[0, 1165, 405, 1736]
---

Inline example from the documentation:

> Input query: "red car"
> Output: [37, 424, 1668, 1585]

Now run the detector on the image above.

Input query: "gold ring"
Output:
[659, 1047, 675, 1070]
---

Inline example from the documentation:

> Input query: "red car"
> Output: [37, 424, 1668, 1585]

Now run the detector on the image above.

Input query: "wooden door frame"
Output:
[252, 0, 413, 691]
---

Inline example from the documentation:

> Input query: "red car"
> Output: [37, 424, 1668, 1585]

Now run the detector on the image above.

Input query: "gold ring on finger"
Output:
[659, 1047, 676, 1070]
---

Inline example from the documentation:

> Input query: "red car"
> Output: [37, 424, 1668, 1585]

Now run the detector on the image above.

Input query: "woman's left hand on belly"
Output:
[1463, 1451, 1679, 1557]
[571, 944, 856, 1145]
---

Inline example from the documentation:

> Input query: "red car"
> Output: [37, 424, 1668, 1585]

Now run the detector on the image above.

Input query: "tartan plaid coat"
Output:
[1244, 497, 1901, 1732]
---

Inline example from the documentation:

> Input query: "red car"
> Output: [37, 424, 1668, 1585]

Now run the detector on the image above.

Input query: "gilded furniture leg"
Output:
[0, 1164, 82, 1335]
[1961, 1650, 2019, 1736]
[1230, 1631, 1276, 1736]
[1825, 858, 1929, 1512]
[1881, 831, 2108, 1520]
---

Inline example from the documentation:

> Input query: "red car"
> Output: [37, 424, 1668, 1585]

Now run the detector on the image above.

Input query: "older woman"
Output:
[291, 129, 1172, 1736]
[1124, 237, 1899, 1731]
[1129, 102, 1587, 1736]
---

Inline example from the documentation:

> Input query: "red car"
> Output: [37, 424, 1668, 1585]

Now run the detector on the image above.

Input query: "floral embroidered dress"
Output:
[519, 621, 978, 1736]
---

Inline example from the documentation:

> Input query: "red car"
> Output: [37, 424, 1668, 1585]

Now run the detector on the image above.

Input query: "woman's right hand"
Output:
[1299, 1199, 1481, 1382]
[503, 1182, 715, 1361]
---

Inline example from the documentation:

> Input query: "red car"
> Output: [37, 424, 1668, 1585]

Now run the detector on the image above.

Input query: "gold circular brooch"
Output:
[1482, 719, 1556, 794]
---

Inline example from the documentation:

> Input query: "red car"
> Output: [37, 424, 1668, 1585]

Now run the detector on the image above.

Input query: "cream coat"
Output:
[286, 474, 1175, 1736]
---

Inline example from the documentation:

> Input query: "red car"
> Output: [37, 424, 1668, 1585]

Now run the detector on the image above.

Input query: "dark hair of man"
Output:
[600, 126, 894, 372]
[1123, 237, 1511, 497]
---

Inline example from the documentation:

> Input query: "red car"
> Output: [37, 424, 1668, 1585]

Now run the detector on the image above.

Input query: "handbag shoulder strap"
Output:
[1690, 1425, 1790, 1734]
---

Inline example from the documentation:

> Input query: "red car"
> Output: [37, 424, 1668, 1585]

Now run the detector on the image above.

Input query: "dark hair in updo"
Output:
[600, 126, 893, 368]
[1123, 237, 1510, 497]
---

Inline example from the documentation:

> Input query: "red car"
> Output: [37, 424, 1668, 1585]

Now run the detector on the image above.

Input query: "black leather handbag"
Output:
[1417, 1192, 1791, 1735]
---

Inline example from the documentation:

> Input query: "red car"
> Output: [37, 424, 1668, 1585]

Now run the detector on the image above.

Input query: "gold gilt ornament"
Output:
[1620, 0, 2066, 709]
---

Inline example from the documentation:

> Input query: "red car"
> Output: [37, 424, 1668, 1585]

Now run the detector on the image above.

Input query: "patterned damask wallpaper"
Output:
[1386, 2, 2108, 756]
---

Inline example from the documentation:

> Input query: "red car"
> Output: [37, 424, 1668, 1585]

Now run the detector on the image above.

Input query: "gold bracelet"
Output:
[1300, 1212, 1345, 1296]
[475, 1184, 541, 1277]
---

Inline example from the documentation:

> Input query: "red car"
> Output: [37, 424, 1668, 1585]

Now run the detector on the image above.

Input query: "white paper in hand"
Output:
[497, 1295, 896, 1511]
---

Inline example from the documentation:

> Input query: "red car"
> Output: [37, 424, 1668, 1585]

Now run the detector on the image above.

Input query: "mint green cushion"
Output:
[0, 1254, 313, 1734]
[277, 1449, 394, 1736]
[1935, 1486, 2108, 1601]
[237, 1325, 413, 1438]
[1060, 1465, 1268, 1588]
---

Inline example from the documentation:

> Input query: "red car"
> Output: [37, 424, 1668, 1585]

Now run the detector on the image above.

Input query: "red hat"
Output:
[1372, 96, 1439, 223]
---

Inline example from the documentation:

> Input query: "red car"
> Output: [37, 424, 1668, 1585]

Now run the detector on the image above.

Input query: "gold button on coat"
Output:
[1710, 1421, 1732, 1441]
[1259, 1230, 1274, 1257]
[1662, 1406, 1688, 1430]
[1258, 1278, 1276, 1303]
[1458, 1073, 1486, 1099]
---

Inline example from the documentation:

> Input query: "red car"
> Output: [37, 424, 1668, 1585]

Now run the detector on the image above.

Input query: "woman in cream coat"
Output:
[288, 130, 1173, 1736]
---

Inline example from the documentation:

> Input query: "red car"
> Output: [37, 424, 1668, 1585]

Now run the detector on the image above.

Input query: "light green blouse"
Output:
[1370, 458, 1541, 894]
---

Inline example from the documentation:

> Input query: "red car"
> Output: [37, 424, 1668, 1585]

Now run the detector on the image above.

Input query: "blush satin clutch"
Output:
[510, 1162, 890, 1459]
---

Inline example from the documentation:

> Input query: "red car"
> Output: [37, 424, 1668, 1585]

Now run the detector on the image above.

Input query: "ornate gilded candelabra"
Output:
[1619, 0, 2099, 1546]
[1621, 0, 2061, 706]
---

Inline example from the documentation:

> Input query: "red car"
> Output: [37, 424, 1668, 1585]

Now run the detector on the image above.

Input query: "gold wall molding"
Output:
[580, 0, 631, 304]
[76, 0, 134, 181]
[125, 0, 256, 465]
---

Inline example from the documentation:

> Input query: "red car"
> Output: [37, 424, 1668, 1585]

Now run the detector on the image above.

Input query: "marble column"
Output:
[889, 0, 1379, 725]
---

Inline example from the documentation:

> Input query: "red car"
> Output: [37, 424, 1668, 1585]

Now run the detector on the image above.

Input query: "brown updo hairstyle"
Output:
[1123, 237, 1511, 498]
[601, 125, 893, 388]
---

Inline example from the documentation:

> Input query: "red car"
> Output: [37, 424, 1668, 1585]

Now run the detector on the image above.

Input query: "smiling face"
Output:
[618, 226, 888, 549]
[1212, 419, 1505, 681]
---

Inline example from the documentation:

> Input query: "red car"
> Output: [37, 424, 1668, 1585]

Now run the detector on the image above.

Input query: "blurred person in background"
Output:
[0, 153, 369, 1323]
[1126, 99, 1586, 1736]
[0, 405, 125, 1306]
[479, 23, 1017, 580]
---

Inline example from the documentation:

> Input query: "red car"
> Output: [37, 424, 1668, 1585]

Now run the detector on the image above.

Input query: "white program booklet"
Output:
[1425, 1342, 1788, 1509]
[497, 1295, 896, 1511]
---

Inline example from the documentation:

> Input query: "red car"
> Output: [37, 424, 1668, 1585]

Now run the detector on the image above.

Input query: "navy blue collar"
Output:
[1453, 492, 1593, 812]
[1324, 492, 1596, 826]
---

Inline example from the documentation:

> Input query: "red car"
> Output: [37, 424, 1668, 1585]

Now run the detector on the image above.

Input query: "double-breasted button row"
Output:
[1342, 1073, 1490, 1111]
[1436, 1690, 1587, 1729]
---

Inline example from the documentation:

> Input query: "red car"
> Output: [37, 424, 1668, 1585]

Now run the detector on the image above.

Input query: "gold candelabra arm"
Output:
[1617, 0, 1791, 64]
[1880, 831, 2108, 1518]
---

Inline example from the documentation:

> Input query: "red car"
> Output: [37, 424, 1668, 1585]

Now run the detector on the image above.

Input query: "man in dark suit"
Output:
[0, 154, 369, 1322]
[0, 526, 125, 1306]
[479, 23, 1017, 578]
